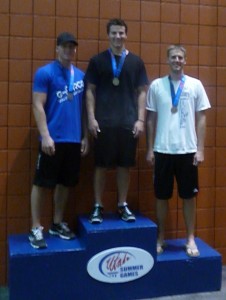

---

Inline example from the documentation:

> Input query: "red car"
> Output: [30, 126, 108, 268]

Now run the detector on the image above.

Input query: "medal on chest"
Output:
[112, 77, 120, 86]
[169, 75, 186, 113]
[67, 65, 74, 100]
[171, 106, 178, 113]
[109, 48, 127, 87]
[67, 92, 73, 100]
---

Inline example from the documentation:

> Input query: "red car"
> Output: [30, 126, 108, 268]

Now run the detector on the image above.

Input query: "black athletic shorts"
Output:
[154, 152, 199, 200]
[33, 143, 81, 188]
[94, 127, 138, 168]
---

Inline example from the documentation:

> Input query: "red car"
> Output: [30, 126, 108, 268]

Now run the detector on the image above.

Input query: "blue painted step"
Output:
[8, 214, 222, 300]
[78, 214, 157, 257]
[9, 236, 86, 300]
[153, 238, 222, 297]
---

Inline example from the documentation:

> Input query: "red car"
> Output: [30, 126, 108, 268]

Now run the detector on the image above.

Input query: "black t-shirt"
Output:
[85, 50, 148, 129]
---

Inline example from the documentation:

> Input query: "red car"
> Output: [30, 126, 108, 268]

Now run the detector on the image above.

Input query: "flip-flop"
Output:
[185, 243, 200, 257]
[157, 242, 167, 255]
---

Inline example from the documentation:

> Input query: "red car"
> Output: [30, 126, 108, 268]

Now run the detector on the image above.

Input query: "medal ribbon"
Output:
[108, 48, 126, 79]
[168, 75, 186, 108]
[68, 65, 74, 94]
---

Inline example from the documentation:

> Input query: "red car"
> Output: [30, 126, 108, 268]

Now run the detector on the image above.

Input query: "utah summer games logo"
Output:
[87, 247, 154, 283]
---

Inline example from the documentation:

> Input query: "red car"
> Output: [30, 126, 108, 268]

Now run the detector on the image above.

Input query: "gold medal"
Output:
[68, 92, 73, 100]
[171, 106, 178, 113]
[112, 77, 120, 86]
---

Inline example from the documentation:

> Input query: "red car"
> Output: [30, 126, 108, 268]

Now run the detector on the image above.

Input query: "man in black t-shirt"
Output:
[85, 18, 148, 224]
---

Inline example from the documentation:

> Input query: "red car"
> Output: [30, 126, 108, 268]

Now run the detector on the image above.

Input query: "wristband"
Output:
[138, 119, 144, 122]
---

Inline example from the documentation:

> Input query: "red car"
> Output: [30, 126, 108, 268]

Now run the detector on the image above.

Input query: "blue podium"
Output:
[8, 214, 222, 300]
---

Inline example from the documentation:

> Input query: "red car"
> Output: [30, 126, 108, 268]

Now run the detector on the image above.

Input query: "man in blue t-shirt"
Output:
[28, 32, 89, 249]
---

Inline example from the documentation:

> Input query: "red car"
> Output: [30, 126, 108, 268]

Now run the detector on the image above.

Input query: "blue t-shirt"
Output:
[33, 60, 84, 143]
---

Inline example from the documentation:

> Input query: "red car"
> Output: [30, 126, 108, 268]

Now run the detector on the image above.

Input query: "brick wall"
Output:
[0, 0, 226, 285]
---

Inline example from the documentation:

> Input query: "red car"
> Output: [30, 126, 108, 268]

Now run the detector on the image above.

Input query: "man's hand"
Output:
[81, 137, 89, 157]
[193, 150, 204, 166]
[133, 120, 144, 138]
[41, 136, 55, 156]
[146, 149, 155, 166]
[88, 118, 100, 138]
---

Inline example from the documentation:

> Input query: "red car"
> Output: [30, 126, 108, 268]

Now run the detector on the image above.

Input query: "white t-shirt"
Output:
[146, 75, 211, 154]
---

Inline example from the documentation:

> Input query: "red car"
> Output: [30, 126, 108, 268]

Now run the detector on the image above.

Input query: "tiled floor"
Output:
[1, 266, 225, 300]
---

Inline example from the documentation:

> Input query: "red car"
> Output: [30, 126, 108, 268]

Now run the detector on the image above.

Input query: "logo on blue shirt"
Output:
[56, 80, 84, 103]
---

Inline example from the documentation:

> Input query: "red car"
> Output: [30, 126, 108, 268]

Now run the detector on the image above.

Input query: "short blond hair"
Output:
[167, 45, 186, 58]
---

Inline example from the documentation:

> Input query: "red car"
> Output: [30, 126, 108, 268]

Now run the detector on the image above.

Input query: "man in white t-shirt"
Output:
[146, 45, 211, 257]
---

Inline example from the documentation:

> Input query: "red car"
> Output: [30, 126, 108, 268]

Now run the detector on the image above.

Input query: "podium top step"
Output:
[79, 213, 157, 233]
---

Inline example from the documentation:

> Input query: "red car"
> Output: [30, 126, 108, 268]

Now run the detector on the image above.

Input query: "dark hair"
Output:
[167, 45, 186, 58]
[106, 18, 128, 34]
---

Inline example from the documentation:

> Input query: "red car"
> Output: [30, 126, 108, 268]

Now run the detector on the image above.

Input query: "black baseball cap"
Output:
[57, 32, 78, 46]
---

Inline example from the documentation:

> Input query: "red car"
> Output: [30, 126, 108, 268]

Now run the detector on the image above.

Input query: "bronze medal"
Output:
[171, 106, 178, 113]
[68, 92, 73, 100]
[112, 77, 120, 86]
